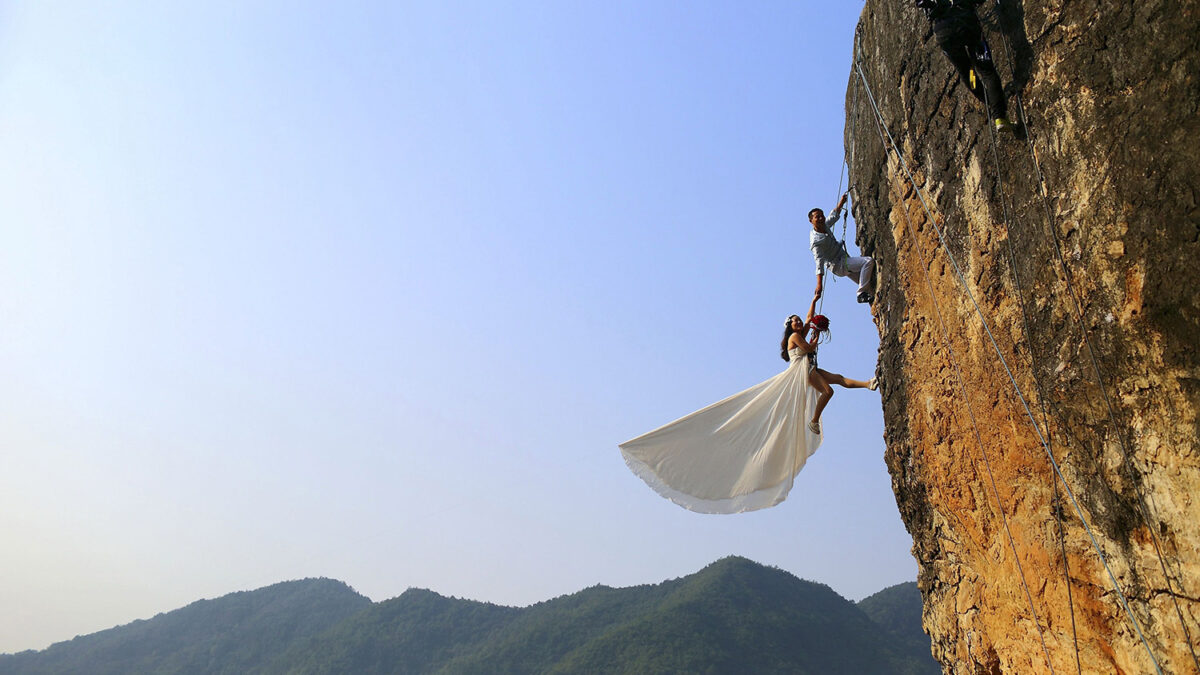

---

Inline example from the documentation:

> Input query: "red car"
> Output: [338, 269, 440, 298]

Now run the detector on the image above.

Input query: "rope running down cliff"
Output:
[850, 41, 1164, 674]
[819, 72, 861, 317]
[854, 47, 1057, 675]
[852, 31, 1056, 673]
[978, 5, 1200, 670]
[970, 42, 1083, 675]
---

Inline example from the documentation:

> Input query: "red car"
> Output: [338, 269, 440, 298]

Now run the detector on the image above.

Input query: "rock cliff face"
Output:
[847, 1, 1199, 672]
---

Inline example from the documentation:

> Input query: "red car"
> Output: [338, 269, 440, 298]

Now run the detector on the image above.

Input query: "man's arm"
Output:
[814, 272, 824, 300]
[826, 193, 849, 227]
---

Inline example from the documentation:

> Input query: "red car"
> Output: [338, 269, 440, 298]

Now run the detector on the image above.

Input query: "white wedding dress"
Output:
[619, 347, 823, 513]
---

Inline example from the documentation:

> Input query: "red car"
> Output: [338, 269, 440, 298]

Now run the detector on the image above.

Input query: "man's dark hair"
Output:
[808, 208, 823, 220]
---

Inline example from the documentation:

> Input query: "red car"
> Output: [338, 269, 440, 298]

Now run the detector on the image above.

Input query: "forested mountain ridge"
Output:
[856, 582, 932, 669]
[0, 578, 371, 675]
[0, 558, 935, 675]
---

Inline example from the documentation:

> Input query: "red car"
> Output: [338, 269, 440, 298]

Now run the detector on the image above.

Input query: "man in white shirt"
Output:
[810, 193, 875, 304]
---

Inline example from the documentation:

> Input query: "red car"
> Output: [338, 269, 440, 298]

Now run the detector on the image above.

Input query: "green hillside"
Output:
[266, 587, 517, 674]
[857, 581, 938, 674]
[0, 578, 371, 675]
[1, 559, 937, 675]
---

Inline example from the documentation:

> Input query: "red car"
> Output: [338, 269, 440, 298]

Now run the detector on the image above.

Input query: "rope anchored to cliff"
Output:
[970, 43, 1083, 674]
[819, 70, 863, 317]
[979, 2, 1200, 670]
[851, 32, 1057, 675]
[851, 35, 1166, 674]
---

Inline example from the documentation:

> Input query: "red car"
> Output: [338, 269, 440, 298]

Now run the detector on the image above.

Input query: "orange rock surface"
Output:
[849, 1, 1199, 672]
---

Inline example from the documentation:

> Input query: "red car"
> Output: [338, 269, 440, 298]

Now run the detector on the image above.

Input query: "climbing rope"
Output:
[860, 73, 1057, 673]
[819, 67, 862, 317]
[851, 39, 1165, 673]
[978, 4, 1200, 670]
[970, 44, 1083, 675]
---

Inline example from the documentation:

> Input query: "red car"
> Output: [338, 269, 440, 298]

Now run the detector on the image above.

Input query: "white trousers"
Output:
[832, 256, 875, 295]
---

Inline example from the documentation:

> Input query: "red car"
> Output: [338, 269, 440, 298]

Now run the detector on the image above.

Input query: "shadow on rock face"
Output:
[987, 0, 1035, 95]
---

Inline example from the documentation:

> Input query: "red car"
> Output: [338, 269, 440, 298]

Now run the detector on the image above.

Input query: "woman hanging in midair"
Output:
[619, 288, 878, 514]
[785, 289, 878, 436]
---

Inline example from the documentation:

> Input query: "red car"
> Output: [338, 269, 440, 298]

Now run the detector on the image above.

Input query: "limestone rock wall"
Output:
[848, 1, 1200, 672]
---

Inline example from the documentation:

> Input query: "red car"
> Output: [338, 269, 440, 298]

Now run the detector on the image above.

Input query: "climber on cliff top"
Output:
[810, 192, 875, 305]
[915, 0, 1016, 132]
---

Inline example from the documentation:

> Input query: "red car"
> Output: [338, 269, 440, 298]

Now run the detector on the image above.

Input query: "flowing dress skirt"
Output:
[619, 353, 822, 513]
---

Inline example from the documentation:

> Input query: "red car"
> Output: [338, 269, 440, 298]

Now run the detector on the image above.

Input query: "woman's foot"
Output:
[869, 376, 879, 391]
[808, 420, 821, 435]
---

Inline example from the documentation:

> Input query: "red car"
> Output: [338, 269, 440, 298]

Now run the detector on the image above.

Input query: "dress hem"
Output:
[619, 450, 793, 515]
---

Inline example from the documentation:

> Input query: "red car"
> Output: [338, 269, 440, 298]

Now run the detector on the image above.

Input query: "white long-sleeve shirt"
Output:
[809, 209, 846, 275]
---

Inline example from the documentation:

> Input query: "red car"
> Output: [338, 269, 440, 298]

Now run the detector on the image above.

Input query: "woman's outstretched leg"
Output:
[816, 368, 876, 390]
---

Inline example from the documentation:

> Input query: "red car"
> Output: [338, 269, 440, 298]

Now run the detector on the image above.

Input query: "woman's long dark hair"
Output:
[780, 315, 800, 361]
[781, 314, 831, 361]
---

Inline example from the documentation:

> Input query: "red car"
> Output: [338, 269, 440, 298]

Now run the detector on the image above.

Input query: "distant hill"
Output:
[0, 578, 371, 675]
[0, 559, 938, 675]
[857, 582, 939, 674]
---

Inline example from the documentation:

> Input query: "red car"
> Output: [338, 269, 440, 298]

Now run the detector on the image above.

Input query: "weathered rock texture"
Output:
[847, 1, 1200, 673]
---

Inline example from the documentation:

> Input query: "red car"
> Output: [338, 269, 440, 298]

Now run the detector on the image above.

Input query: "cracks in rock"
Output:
[1030, 11, 1073, 49]
[852, 3, 1200, 670]
[1148, 588, 1200, 605]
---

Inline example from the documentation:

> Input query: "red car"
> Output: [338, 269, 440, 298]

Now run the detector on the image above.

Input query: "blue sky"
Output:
[0, 0, 912, 653]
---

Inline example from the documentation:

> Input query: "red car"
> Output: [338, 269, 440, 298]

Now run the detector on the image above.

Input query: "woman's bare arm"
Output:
[805, 286, 820, 322]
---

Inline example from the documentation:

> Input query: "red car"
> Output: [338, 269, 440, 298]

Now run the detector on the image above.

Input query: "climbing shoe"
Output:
[856, 291, 874, 304]
[869, 376, 880, 392]
[993, 117, 1017, 133]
